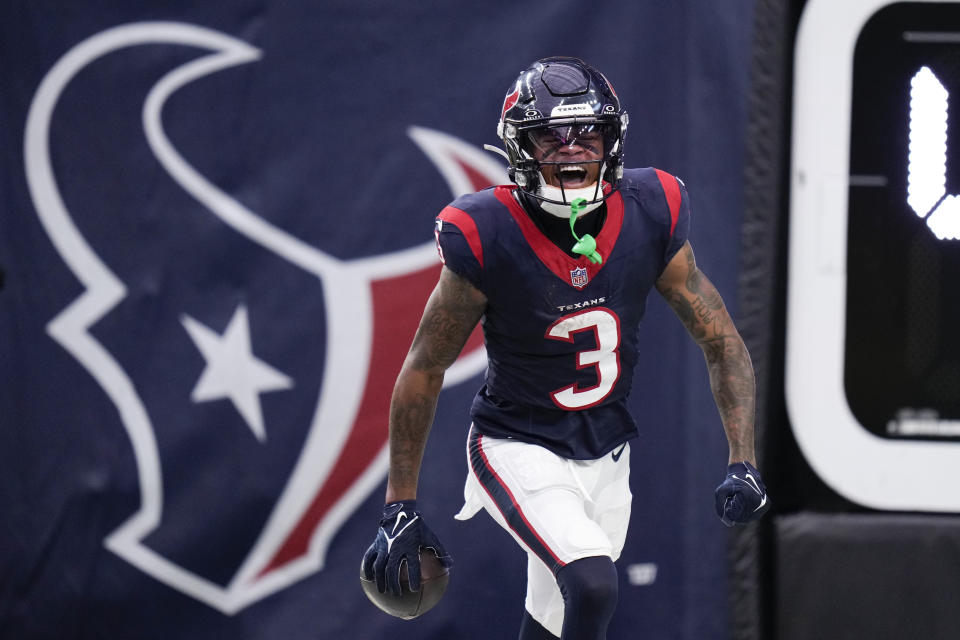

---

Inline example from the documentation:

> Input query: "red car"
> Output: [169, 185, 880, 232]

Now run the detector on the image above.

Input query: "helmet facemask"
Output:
[526, 120, 621, 208]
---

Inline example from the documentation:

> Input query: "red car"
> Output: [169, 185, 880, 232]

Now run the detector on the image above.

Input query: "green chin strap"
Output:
[569, 198, 603, 264]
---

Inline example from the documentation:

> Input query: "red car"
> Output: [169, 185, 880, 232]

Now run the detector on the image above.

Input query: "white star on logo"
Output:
[180, 304, 293, 441]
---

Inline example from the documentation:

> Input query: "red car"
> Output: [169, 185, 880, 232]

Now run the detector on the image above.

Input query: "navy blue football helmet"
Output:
[496, 57, 629, 207]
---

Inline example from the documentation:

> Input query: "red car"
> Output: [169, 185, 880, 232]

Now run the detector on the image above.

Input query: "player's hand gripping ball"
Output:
[360, 500, 452, 619]
[714, 461, 771, 526]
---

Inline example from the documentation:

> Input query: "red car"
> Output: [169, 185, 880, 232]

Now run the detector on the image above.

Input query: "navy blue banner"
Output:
[0, 2, 754, 638]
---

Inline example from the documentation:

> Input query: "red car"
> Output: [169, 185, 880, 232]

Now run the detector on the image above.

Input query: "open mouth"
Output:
[558, 164, 590, 188]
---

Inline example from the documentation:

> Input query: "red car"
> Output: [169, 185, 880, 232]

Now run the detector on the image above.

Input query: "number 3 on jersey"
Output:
[545, 308, 622, 410]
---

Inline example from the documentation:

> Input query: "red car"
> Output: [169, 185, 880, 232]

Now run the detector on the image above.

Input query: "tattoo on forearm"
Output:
[684, 252, 725, 336]
[661, 287, 723, 341]
[658, 246, 725, 340]
[388, 391, 437, 490]
[658, 244, 757, 462]
[690, 295, 718, 332]
[702, 336, 756, 462]
[386, 269, 485, 497]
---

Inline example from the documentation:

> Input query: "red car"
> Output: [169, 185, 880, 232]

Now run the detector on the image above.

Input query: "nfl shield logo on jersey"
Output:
[570, 266, 589, 288]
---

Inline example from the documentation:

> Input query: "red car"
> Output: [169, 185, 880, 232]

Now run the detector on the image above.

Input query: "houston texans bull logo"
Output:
[24, 22, 505, 614]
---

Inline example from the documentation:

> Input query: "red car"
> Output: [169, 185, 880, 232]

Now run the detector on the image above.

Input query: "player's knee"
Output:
[556, 555, 618, 615]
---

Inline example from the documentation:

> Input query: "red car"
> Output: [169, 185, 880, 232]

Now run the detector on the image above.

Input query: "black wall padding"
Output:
[734, 0, 794, 638]
[776, 512, 960, 640]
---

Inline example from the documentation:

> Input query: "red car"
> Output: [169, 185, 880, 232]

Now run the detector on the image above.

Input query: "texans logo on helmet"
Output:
[24, 22, 506, 614]
[501, 85, 519, 119]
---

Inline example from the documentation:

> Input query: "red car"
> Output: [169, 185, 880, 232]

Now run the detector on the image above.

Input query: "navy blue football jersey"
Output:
[435, 168, 690, 459]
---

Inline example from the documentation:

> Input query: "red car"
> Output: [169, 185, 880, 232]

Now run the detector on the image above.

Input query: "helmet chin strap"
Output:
[537, 181, 604, 218]
[535, 170, 605, 218]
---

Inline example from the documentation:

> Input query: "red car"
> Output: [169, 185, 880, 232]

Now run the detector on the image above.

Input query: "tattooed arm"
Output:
[655, 241, 757, 465]
[385, 266, 487, 503]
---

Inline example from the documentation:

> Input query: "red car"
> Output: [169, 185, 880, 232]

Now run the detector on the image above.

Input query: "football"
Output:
[360, 550, 450, 620]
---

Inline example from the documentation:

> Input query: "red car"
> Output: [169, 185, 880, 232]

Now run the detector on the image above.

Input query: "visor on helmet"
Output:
[522, 122, 618, 160]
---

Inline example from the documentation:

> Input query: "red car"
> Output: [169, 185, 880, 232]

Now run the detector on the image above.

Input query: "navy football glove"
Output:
[361, 500, 452, 596]
[714, 461, 770, 527]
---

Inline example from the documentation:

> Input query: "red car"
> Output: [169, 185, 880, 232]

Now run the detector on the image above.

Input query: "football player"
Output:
[362, 56, 769, 640]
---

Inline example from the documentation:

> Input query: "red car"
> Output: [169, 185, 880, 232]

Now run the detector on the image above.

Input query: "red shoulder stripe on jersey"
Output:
[438, 206, 483, 268]
[654, 169, 682, 237]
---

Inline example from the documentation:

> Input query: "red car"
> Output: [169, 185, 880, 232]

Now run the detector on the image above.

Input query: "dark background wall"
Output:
[0, 2, 756, 639]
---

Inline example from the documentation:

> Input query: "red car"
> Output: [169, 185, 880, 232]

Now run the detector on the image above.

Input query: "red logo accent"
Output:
[601, 73, 618, 99]
[501, 86, 520, 118]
